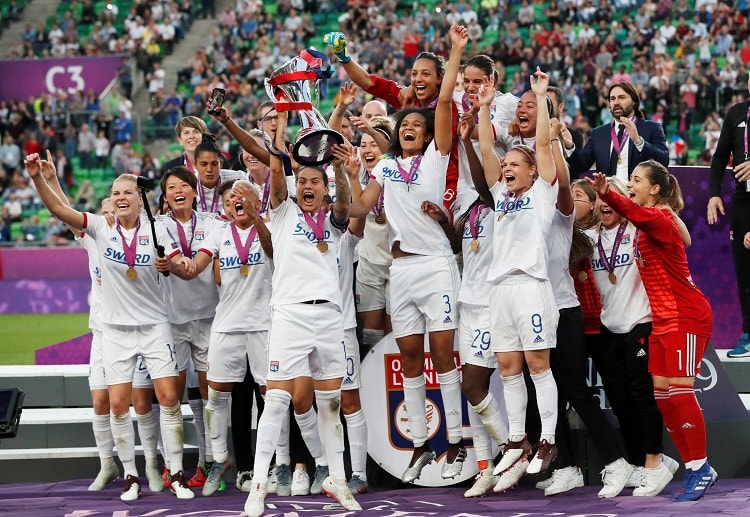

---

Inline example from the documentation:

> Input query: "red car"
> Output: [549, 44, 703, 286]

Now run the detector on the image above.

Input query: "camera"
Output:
[136, 176, 155, 191]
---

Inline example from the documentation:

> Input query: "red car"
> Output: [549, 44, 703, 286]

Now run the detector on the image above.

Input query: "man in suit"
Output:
[564, 81, 669, 181]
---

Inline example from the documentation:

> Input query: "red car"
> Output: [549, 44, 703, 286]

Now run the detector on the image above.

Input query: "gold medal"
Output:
[637, 257, 645, 268]
[239, 264, 250, 277]
[316, 241, 328, 253]
[375, 215, 386, 225]
[470, 239, 479, 252]
[617, 155, 622, 164]
[126, 267, 137, 280]
[577, 270, 588, 282]
[497, 213, 505, 222]
[608, 272, 617, 284]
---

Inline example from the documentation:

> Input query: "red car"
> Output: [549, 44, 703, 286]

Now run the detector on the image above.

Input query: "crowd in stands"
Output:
[1, 0, 750, 245]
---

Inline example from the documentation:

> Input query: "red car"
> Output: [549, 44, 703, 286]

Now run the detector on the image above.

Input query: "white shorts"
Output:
[489, 277, 558, 353]
[356, 256, 390, 313]
[102, 322, 178, 385]
[459, 302, 498, 369]
[342, 327, 361, 391]
[133, 354, 153, 389]
[88, 329, 107, 391]
[186, 356, 199, 389]
[389, 255, 460, 339]
[267, 302, 345, 382]
[207, 330, 268, 385]
[171, 318, 212, 372]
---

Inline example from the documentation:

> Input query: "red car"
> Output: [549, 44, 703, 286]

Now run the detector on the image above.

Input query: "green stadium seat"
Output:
[10, 222, 22, 242]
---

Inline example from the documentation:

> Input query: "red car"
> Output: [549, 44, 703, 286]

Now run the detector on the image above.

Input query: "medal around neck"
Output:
[316, 240, 328, 253]
[239, 264, 250, 277]
[126, 267, 137, 280]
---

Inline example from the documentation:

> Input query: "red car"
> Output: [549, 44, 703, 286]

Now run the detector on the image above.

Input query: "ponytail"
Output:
[663, 174, 684, 213]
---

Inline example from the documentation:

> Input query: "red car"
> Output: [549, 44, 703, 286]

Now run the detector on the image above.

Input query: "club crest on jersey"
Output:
[621, 233, 631, 244]
[195, 230, 205, 240]
[138, 235, 150, 246]
[269, 360, 279, 373]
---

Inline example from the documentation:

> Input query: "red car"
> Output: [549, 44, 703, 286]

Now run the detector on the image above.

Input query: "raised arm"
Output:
[477, 78, 502, 189]
[233, 181, 274, 258]
[324, 32, 375, 91]
[341, 146, 365, 237]
[329, 82, 357, 134]
[331, 154, 351, 227]
[530, 68, 555, 185]
[26, 153, 85, 230]
[459, 116, 493, 206]
[269, 110, 290, 209]
[210, 105, 271, 166]
[550, 118, 573, 215]
[434, 25, 468, 156]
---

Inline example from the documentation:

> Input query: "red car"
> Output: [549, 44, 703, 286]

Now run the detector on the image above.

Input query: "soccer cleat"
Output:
[187, 464, 208, 488]
[633, 461, 673, 496]
[310, 465, 329, 495]
[275, 463, 292, 496]
[291, 468, 310, 496]
[266, 464, 278, 493]
[244, 482, 268, 517]
[161, 464, 170, 489]
[671, 462, 718, 502]
[348, 474, 369, 494]
[464, 467, 497, 497]
[493, 436, 532, 475]
[202, 459, 229, 496]
[401, 442, 436, 483]
[88, 463, 120, 491]
[120, 474, 141, 501]
[493, 457, 529, 492]
[727, 333, 750, 358]
[598, 457, 633, 498]
[543, 466, 584, 496]
[170, 470, 195, 499]
[236, 470, 253, 492]
[441, 443, 468, 479]
[625, 466, 643, 488]
[146, 463, 165, 493]
[321, 477, 363, 511]
[527, 440, 558, 475]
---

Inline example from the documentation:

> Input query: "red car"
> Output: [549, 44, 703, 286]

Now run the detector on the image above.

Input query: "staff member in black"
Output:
[707, 76, 750, 357]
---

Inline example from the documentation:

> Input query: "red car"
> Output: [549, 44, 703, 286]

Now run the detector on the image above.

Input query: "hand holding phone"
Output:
[208, 88, 226, 115]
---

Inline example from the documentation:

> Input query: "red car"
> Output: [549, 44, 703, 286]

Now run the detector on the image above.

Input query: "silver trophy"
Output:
[265, 49, 343, 166]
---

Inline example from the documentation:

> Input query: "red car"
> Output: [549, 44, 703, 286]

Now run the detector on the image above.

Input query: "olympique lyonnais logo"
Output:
[138, 235, 150, 246]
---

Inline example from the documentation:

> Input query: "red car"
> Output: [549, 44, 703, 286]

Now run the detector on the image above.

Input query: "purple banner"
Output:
[35, 333, 92, 365]
[0, 247, 89, 280]
[0, 56, 124, 101]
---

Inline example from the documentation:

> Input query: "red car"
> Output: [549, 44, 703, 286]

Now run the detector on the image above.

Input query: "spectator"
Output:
[94, 129, 111, 168]
[0, 134, 21, 175]
[77, 123, 97, 170]
[113, 112, 133, 144]
[3, 193, 22, 221]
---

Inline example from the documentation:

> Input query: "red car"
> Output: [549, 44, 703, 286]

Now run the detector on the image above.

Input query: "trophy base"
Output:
[293, 128, 345, 166]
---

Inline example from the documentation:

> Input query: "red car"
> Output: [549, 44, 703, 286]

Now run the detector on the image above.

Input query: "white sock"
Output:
[295, 406, 326, 463]
[467, 405, 492, 462]
[344, 409, 368, 479]
[136, 411, 159, 466]
[501, 373, 527, 441]
[472, 392, 509, 446]
[203, 399, 213, 462]
[110, 412, 137, 477]
[92, 413, 115, 466]
[275, 407, 291, 466]
[188, 397, 206, 465]
[362, 328, 384, 347]
[205, 388, 231, 463]
[315, 390, 345, 480]
[402, 374, 427, 447]
[531, 369, 558, 444]
[160, 402, 185, 473]
[437, 369, 463, 444]
[253, 389, 292, 483]
[152, 403, 169, 470]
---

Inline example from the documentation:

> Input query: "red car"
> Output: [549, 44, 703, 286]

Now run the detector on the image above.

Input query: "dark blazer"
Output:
[567, 118, 669, 178]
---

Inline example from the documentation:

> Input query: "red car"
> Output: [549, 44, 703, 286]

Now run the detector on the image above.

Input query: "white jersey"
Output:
[496, 125, 537, 152]
[458, 203, 494, 306]
[372, 142, 451, 256]
[487, 178, 558, 283]
[546, 210, 579, 310]
[268, 198, 343, 307]
[200, 221, 273, 332]
[586, 223, 652, 333]
[338, 230, 361, 330]
[197, 182, 222, 214]
[83, 213, 169, 325]
[155, 211, 223, 324]
[78, 233, 103, 332]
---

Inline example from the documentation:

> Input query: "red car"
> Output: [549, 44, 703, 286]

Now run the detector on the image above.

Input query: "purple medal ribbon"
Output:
[461, 93, 479, 124]
[197, 178, 220, 213]
[230, 221, 257, 265]
[115, 217, 142, 269]
[372, 189, 385, 218]
[610, 117, 635, 159]
[168, 211, 197, 257]
[394, 154, 423, 189]
[596, 221, 628, 275]
[469, 202, 488, 240]
[302, 208, 327, 243]
[501, 189, 528, 218]
[633, 229, 644, 266]
[744, 105, 750, 160]
[183, 152, 196, 173]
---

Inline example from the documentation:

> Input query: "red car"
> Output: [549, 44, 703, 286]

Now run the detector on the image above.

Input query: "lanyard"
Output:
[167, 211, 196, 257]
[394, 154, 423, 189]
[596, 221, 628, 283]
[115, 217, 141, 268]
[230, 221, 257, 265]
[197, 178, 220, 213]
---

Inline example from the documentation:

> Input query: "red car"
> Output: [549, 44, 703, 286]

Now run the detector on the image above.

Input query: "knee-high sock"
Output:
[295, 406, 326, 465]
[205, 388, 231, 463]
[253, 389, 292, 483]
[654, 387, 685, 461]
[111, 412, 137, 477]
[669, 384, 707, 463]
[152, 403, 169, 469]
[92, 413, 115, 467]
[188, 398, 206, 465]
[203, 399, 213, 462]
[316, 390, 346, 481]
[438, 369, 463, 444]
[531, 369, 558, 443]
[501, 373, 527, 442]
[275, 407, 291, 466]
[467, 405, 492, 463]
[472, 392, 509, 447]
[160, 402, 185, 474]
[344, 409, 368, 479]
[402, 374, 428, 447]
[136, 411, 159, 467]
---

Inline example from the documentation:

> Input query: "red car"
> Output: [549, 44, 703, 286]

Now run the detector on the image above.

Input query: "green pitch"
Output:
[0, 313, 90, 365]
